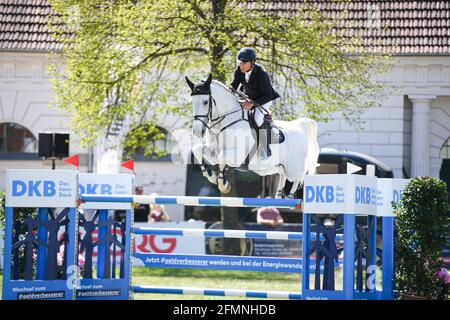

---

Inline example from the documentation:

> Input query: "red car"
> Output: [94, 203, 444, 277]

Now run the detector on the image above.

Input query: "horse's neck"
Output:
[210, 82, 242, 120]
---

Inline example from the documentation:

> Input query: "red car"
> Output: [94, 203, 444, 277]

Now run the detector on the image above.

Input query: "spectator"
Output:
[134, 186, 150, 223]
[257, 206, 284, 227]
[149, 203, 170, 222]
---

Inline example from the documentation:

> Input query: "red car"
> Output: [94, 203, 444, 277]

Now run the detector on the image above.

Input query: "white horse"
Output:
[185, 74, 320, 198]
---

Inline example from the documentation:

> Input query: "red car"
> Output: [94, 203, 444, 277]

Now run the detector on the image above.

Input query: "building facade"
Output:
[1, 1, 450, 221]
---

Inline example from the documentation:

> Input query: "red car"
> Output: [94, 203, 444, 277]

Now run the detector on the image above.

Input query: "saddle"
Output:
[249, 112, 285, 144]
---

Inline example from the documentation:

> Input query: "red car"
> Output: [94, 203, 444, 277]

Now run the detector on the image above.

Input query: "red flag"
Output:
[120, 159, 134, 173]
[64, 154, 79, 169]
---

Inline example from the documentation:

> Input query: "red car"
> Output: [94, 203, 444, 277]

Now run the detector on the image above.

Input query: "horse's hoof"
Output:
[203, 172, 218, 185]
[275, 192, 284, 199]
[208, 175, 218, 185]
[218, 179, 231, 194]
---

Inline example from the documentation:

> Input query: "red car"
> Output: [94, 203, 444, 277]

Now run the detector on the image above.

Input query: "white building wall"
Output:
[318, 56, 450, 178]
[1, 52, 450, 213]
[0, 52, 89, 189]
[0, 52, 87, 151]
[318, 94, 405, 178]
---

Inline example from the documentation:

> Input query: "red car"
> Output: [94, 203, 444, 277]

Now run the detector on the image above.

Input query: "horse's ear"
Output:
[205, 73, 212, 87]
[185, 76, 195, 91]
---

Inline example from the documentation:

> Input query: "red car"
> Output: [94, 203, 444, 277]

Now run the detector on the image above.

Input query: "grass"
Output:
[132, 267, 302, 300]
[1, 266, 383, 300]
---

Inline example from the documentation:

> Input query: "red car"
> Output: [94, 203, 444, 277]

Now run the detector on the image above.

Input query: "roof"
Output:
[0, 0, 61, 52]
[0, 0, 449, 55]
[246, 0, 450, 55]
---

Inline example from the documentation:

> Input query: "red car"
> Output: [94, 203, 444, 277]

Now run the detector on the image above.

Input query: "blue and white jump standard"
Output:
[2, 169, 406, 300]
[79, 194, 302, 209]
[2, 170, 78, 300]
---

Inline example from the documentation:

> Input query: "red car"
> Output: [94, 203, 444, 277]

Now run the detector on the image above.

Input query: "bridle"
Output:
[192, 86, 248, 134]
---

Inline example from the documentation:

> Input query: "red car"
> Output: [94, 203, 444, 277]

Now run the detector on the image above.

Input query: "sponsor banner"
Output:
[377, 178, 410, 217]
[4, 279, 72, 300]
[133, 221, 205, 266]
[5, 169, 77, 208]
[135, 253, 340, 273]
[78, 173, 134, 210]
[242, 223, 302, 257]
[72, 220, 206, 266]
[303, 174, 377, 215]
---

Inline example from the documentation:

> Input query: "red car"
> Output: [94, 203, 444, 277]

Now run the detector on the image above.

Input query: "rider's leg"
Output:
[255, 102, 272, 159]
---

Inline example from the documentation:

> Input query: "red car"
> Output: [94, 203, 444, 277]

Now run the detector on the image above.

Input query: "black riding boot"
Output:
[258, 120, 272, 159]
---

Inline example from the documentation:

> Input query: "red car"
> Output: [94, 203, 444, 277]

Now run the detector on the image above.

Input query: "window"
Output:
[0, 122, 36, 153]
[124, 125, 175, 160]
[440, 137, 450, 159]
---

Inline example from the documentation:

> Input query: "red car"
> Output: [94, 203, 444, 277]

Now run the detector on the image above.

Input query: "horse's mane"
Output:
[210, 80, 239, 107]
[211, 79, 230, 91]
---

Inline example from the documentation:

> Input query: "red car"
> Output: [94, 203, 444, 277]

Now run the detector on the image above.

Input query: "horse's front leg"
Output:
[200, 164, 218, 185]
[217, 164, 231, 194]
[192, 144, 218, 185]
[287, 178, 303, 199]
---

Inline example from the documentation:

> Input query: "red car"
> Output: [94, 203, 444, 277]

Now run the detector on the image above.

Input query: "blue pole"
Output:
[343, 214, 355, 300]
[97, 210, 108, 279]
[301, 213, 311, 298]
[36, 208, 48, 280]
[369, 215, 377, 293]
[123, 209, 132, 298]
[2, 207, 14, 299]
[382, 217, 394, 300]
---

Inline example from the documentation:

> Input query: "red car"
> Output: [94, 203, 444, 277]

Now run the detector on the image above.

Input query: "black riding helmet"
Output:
[237, 47, 256, 62]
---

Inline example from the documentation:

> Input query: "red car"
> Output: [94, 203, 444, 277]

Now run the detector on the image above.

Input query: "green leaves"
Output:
[48, 0, 390, 153]
[394, 177, 449, 299]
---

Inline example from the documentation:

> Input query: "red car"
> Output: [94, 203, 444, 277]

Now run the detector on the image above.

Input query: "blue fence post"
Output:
[343, 214, 355, 300]
[301, 213, 311, 298]
[382, 216, 394, 300]
[122, 209, 132, 298]
[369, 216, 378, 292]
[2, 207, 14, 298]
[36, 207, 48, 280]
[97, 209, 108, 279]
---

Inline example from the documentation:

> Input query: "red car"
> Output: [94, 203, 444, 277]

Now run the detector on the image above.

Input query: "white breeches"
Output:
[254, 101, 272, 127]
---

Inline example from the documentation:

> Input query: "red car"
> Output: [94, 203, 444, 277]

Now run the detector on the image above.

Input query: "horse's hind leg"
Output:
[275, 166, 287, 198]
[287, 177, 303, 199]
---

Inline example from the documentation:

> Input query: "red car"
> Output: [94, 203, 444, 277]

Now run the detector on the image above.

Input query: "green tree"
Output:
[48, 0, 390, 254]
[48, 0, 389, 149]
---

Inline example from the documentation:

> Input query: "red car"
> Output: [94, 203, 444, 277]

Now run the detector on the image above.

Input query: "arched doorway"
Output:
[0, 122, 37, 153]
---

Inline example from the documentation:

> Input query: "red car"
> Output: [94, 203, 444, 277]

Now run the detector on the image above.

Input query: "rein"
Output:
[194, 91, 248, 133]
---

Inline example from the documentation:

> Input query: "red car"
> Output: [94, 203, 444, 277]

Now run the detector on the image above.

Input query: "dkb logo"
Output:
[305, 185, 334, 203]
[393, 189, 403, 205]
[355, 186, 371, 204]
[12, 180, 56, 197]
[79, 184, 113, 195]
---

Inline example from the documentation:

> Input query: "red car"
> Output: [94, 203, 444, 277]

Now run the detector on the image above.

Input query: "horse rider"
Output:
[230, 47, 280, 160]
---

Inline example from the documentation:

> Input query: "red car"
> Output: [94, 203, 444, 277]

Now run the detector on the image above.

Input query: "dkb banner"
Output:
[5, 169, 77, 208]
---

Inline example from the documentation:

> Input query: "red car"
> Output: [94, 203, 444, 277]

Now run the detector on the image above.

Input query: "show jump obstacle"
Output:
[2, 169, 408, 300]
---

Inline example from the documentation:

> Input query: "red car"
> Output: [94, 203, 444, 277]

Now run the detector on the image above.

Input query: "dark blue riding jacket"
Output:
[230, 64, 280, 106]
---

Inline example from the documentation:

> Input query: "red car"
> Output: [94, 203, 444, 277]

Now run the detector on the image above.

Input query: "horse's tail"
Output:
[300, 118, 320, 175]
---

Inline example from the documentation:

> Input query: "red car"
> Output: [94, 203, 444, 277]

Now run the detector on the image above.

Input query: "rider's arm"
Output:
[254, 71, 274, 106]
[230, 66, 242, 90]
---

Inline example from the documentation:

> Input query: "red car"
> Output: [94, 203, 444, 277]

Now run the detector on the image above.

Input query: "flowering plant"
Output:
[57, 244, 86, 276]
[436, 268, 450, 284]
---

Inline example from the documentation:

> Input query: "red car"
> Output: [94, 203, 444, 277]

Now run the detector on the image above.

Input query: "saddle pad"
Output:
[270, 125, 285, 144]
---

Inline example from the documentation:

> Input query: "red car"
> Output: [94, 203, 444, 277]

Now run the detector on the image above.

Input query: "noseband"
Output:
[192, 88, 247, 133]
